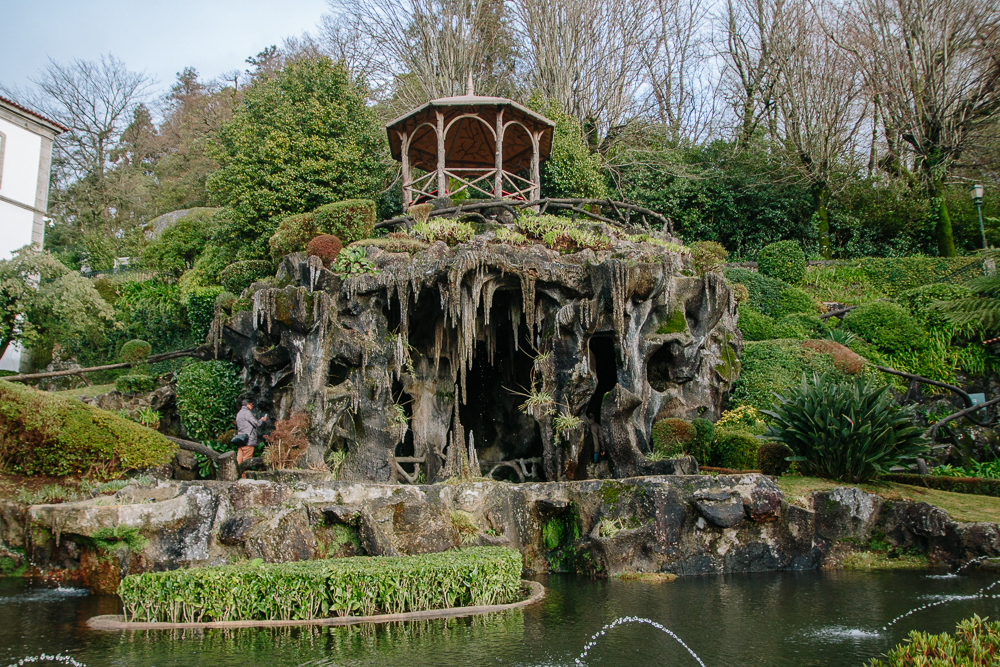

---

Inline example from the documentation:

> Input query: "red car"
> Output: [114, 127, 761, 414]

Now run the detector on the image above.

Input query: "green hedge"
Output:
[843, 301, 925, 353]
[729, 339, 846, 411]
[218, 260, 272, 295]
[269, 212, 317, 260]
[176, 361, 244, 442]
[879, 474, 1000, 498]
[314, 199, 376, 245]
[115, 374, 155, 395]
[725, 268, 791, 316]
[712, 427, 760, 469]
[757, 240, 806, 284]
[855, 256, 982, 296]
[118, 546, 523, 623]
[0, 380, 175, 477]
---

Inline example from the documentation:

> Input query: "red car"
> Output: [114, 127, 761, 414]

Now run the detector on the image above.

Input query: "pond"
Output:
[2, 569, 999, 667]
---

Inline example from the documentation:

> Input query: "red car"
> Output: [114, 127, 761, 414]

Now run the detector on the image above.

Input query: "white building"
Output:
[0, 96, 66, 371]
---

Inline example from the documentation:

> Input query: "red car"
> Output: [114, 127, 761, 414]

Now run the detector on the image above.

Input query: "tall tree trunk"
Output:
[812, 182, 832, 259]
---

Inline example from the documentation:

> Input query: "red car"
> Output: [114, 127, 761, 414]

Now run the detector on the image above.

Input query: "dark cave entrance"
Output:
[457, 291, 544, 478]
[391, 379, 417, 478]
[587, 334, 617, 420]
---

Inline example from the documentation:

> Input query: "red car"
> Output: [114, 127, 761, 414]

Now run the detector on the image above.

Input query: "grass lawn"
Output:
[776, 476, 1000, 524]
[51, 383, 115, 398]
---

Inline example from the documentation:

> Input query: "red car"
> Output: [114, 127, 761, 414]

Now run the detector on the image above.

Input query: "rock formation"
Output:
[218, 226, 740, 483]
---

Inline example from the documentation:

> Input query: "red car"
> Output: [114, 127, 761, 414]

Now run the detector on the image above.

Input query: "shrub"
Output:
[141, 208, 219, 277]
[263, 412, 310, 470]
[215, 290, 237, 312]
[269, 213, 317, 260]
[118, 546, 523, 622]
[218, 260, 272, 295]
[865, 615, 1000, 667]
[724, 268, 790, 316]
[350, 236, 429, 254]
[184, 286, 225, 340]
[762, 373, 927, 483]
[651, 418, 696, 456]
[897, 282, 974, 328]
[306, 234, 343, 267]
[757, 240, 806, 284]
[771, 287, 815, 319]
[738, 305, 775, 341]
[843, 301, 926, 353]
[176, 361, 244, 442]
[730, 340, 844, 411]
[690, 240, 728, 275]
[691, 418, 715, 464]
[776, 312, 829, 338]
[712, 427, 760, 469]
[716, 405, 767, 433]
[314, 199, 377, 245]
[115, 374, 155, 395]
[731, 283, 750, 304]
[756, 442, 792, 476]
[119, 339, 151, 364]
[331, 247, 380, 275]
[856, 256, 981, 297]
[0, 380, 175, 478]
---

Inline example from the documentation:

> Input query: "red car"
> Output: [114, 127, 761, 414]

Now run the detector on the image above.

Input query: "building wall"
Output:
[0, 106, 59, 372]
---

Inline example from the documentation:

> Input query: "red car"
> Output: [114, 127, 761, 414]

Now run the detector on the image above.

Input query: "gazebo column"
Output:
[400, 131, 412, 208]
[436, 110, 447, 198]
[531, 131, 542, 201]
[494, 108, 504, 199]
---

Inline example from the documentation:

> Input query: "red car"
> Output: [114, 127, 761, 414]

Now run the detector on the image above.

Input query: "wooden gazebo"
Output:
[386, 93, 555, 208]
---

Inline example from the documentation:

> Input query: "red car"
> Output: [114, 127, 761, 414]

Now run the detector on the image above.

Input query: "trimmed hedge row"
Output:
[879, 474, 1000, 498]
[0, 380, 175, 478]
[119, 546, 523, 623]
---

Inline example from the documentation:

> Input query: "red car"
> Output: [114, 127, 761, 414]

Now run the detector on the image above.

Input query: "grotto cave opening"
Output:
[457, 292, 543, 477]
[586, 335, 618, 420]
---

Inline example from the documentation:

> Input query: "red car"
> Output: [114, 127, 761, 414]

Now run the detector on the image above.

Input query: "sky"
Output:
[1, 0, 328, 97]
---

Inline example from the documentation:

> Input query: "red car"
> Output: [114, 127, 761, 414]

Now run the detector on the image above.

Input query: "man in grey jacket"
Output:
[235, 399, 267, 471]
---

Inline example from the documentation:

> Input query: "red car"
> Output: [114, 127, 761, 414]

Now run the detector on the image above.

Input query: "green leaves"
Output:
[118, 547, 523, 623]
[866, 615, 1000, 666]
[762, 373, 927, 484]
[175, 361, 243, 443]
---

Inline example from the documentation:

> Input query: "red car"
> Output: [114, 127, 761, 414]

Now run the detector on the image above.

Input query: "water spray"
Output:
[574, 616, 706, 667]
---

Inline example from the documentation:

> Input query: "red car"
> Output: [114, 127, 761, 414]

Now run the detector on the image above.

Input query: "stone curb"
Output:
[86, 580, 545, 631]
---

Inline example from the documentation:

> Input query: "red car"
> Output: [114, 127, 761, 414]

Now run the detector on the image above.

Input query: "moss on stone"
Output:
[656, 310, 688, 335]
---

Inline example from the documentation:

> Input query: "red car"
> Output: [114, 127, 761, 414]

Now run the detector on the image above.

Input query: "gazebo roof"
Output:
[386, 95, 555, 172]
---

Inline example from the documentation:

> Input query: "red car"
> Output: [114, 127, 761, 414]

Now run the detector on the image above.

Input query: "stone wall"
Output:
[5, 474, 998, 593]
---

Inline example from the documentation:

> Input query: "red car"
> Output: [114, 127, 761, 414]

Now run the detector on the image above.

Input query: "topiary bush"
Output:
[757, 240, 806, 285]
[218, 260, 272, 295]
[730, 339, 845, 411]
[771, 286, 816, 319]
[712, 427, 760, 469]
[865, 614, 1000, 667]
[690, 240, 728, 275]
[314, 199, 377, 245]
[738, 305, 774, 341]
[114, 374, 155, 395]
[843, 301, 926, 353]
[725, 268, 790, 316]
[119, 339, 151, 364]
[269, 212, 317, 260]
[0, 380, 175, 477]
[214, 290, 237, 313]
[762, 373, 927, 483]
[175, 361, 244, 443]
[756, 442, 792, 476]
[691, 418, 715, 464]
[183, 286, 225, 341]
[306, 234, 344, 267]
[651, 418, 696, 456]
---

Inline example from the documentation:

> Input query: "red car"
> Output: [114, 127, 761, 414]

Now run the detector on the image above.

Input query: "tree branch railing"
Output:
[165, 436, 263, 481]
[375, 198, 673, 234]
[2, 346, 215, 384]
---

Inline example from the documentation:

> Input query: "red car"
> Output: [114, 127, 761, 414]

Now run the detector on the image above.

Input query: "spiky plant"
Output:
[761, 373, 927, 483]
[824, 326, 856, 345]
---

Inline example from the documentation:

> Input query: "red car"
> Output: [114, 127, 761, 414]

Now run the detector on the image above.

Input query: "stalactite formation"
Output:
[217, 227, 739, 483]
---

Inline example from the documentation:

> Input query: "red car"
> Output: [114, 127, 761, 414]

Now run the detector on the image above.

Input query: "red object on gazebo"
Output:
[386, 88, 555, 208]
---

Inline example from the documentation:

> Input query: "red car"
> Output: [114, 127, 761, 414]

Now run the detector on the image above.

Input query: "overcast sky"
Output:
[1, 0, 327, 97]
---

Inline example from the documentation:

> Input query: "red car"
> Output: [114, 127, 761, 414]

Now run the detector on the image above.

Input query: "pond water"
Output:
[2, 569, 999, 667]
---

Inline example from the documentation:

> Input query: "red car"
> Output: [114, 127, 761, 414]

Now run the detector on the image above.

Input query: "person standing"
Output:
[235, 399, 267, 471]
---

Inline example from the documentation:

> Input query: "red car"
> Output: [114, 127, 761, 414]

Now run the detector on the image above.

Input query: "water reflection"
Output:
[2, 570, 999, 667]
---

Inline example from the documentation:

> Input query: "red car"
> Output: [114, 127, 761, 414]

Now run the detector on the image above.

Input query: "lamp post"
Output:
[972, 183, 986, 249]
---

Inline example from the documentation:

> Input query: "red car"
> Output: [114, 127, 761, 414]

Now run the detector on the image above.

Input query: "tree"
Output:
[529, 97, 608, 199]
[772, 1, 866, 258]
[839, 0, 1000, 257]
[206, 57, 391, 261]
[0, 249, 114, 361]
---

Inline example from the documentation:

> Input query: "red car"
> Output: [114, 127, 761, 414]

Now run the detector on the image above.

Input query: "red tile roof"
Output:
[0, 96, 68, 133]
